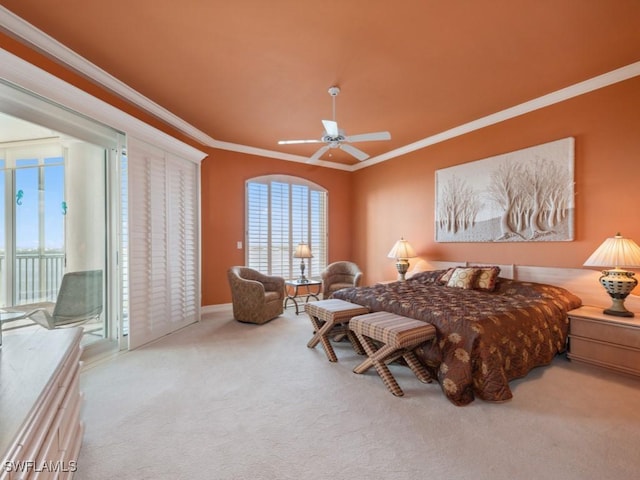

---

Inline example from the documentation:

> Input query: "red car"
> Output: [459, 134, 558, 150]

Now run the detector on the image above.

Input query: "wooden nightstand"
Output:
[567, 305, 640, 377]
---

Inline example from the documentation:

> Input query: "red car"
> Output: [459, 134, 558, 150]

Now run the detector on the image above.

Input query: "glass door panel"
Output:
[43, 159, 65, 298]
[15, 158, 43, 303]
[14, 157, 65, 304]
[1, 138, 111, 348]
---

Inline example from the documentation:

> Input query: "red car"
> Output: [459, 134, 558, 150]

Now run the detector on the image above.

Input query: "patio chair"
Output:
[20, 270, 104, 329]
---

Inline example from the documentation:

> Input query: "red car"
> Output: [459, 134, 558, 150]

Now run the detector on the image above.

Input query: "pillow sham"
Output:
[473, 266, 501, 291]
[446, 267, 479, 289]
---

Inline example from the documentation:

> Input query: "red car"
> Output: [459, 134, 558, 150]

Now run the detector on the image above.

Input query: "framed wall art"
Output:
[435, 137, 575, 242]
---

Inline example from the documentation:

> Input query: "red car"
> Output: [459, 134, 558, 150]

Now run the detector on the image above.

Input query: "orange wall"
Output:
[201, 151, 352, 305]
[352, 76, 640, 283]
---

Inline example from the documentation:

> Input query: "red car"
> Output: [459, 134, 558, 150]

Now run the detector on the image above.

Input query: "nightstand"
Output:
[567, 305, 640, 377]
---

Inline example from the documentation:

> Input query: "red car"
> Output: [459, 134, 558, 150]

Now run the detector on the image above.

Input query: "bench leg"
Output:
[325, 326, 365, 352]
[352, 332, 375, 373]
[306, 314, 324, 348]
[403, 351, 432, 384]
[353, 333, 405, 396]
[346, 330, 366, 355]
[330, 331, 365, 355]
[307, 316, 339, 362]
[352, 334, 404, 372]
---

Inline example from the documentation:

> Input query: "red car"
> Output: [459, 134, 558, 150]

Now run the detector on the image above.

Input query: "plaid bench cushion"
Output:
[350, 311, 436, 349]
[305, 299, 369, 323]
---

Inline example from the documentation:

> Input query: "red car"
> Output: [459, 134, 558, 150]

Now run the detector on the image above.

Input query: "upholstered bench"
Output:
[305, 299, 369, 362]
[349, 311, 436, 396]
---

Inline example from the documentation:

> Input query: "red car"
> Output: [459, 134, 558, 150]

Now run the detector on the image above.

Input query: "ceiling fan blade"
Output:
[345, 131, 391, 143]
[309, 145, 330, 161]
[322, 119, 339, 137]
[278, 138, 323, 145]
[340, 144, 370, 161]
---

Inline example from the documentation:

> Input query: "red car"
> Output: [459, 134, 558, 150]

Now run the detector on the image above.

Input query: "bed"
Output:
[332, 266, 582, 406]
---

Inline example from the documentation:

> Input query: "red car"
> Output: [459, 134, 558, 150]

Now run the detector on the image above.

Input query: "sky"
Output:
[0, 157, 65, 251]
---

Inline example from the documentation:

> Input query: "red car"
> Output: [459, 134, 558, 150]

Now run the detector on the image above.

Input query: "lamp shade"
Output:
[293, 243, 313, 259]
[583, 233, 640, 268]
[387, 238, 416, 260]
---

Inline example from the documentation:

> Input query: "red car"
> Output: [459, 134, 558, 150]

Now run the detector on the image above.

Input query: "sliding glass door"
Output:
[0, 53, 202, 354]
[0, 112, 117, 348]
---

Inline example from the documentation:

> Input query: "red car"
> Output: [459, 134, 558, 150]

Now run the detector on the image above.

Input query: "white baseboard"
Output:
[201, 303, 232, 316]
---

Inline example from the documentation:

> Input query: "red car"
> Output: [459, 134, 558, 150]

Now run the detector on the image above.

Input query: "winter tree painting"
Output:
[435, 137, 574, 242]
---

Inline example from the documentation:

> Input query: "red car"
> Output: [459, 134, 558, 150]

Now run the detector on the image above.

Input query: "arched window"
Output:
[246, 175, 327, 279]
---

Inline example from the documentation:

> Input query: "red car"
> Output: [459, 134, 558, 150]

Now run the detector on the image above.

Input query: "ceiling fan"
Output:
[278, 86, 391, 161]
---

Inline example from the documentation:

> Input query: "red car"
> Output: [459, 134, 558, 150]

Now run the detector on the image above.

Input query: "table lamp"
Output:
[293, 243, 313, 282]
[387, 237, 417, 281]
[583, 232, 640, 317]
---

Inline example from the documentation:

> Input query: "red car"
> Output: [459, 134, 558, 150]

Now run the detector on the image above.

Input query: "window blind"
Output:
[246, 175, 327, 279]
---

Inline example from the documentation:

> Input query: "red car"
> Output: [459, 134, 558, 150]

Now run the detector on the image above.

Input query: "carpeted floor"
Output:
[75, 305, 640, 479]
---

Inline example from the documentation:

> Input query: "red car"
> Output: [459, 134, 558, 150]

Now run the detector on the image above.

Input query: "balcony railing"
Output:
[0, 252, 65, 307]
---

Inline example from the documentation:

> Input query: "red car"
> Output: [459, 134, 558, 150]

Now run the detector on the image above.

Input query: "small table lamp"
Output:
[387, 237, 417, 281]
[293, 243, 313, 282]
[583, 232, 640, 317]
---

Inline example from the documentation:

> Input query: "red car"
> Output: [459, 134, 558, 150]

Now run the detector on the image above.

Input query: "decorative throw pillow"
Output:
[446, 267, 478, 289]
[473, 266, 501, 291]
[437, 267, 458, 285]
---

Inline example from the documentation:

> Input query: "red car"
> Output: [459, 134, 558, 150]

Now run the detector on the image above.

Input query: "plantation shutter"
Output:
[246, 182, 269, 272]
[246, 175, 327, 279]
[270, 181, 290, 278]
[309, 189, 327, 275]
[166, 154, 199, 329]
[127, 138, 200, 349]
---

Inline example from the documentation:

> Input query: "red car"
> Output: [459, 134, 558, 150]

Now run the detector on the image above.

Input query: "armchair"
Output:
[227, 266, 285, 324]
[321, 261, 363, 298]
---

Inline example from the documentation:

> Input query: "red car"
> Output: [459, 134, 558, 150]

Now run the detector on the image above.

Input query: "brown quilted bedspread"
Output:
[333, 270, 582, 406]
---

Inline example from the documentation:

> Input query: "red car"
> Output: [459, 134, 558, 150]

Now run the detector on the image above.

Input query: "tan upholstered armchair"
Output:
[321, 261, 363, 298]
[227, 266, 285, 324]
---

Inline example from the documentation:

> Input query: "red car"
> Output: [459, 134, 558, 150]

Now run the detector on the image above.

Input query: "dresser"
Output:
[567, 305, 640, 377]
[1, 327, 84, 479]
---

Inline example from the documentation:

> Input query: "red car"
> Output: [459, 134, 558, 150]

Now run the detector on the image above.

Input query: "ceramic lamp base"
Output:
[395, 259, 410, 281]
[600, 269, 637, 318]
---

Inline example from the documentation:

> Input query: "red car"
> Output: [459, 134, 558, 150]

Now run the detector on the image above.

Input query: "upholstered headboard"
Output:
[406, 259, 640, 312]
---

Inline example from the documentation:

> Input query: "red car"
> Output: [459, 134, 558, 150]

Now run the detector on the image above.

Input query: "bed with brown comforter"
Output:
[332, 269, 582, 406]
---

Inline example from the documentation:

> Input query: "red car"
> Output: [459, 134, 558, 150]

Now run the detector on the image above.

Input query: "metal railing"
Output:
[0, 252, 65, 306]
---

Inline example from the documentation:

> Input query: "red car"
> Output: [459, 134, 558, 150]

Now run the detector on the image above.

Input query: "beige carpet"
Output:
[76, 305, 640, 479]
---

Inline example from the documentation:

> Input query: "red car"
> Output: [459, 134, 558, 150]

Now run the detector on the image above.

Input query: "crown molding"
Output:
[355, 61, 640, 171]
[0, 46, 206, 162]
[209, 139, 353, 171]
[2, 6, 639, 172]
